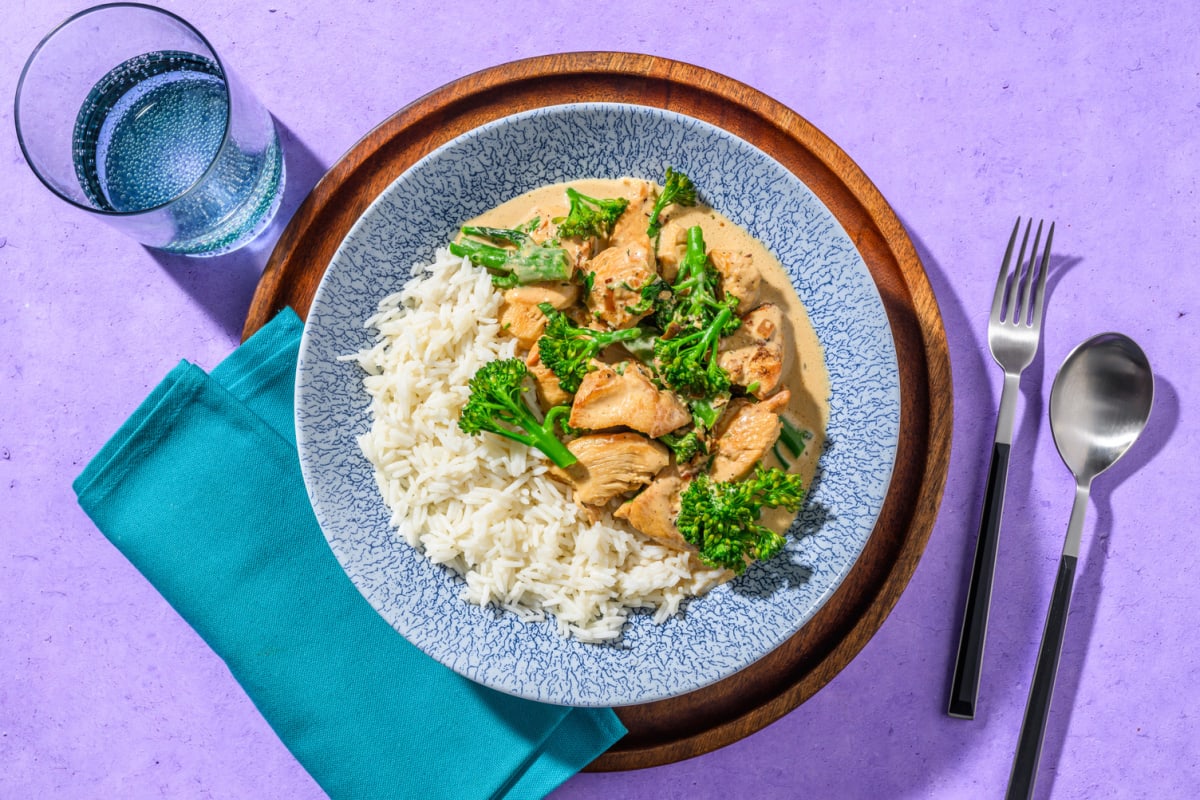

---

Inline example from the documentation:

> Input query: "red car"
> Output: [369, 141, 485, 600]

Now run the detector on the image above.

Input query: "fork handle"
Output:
[947, 440, 1010, 719]
[1006, 553, 1078, 800]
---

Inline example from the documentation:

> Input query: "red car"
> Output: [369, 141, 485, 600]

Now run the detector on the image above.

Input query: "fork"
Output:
[948, 218, 1055, 720]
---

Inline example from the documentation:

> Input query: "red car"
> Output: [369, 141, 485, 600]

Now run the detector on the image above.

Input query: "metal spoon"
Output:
[1006, 332, 1154, 800]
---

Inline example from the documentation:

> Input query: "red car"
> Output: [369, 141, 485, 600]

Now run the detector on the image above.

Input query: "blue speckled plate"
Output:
[295, 103, 901, 707]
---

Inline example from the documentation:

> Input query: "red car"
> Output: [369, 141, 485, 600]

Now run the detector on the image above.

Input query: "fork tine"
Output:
[1029, 221, 1055, 330]
[1005, 219, 1032, 322]
[1017, 220, 1044, 324]
[991, 218, 1022, 320]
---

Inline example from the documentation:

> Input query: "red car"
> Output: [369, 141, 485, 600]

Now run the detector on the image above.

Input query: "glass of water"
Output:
[14, 3, 285, 257]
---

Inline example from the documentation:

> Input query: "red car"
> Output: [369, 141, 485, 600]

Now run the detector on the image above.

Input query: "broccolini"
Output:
[554, 188, 630, 240]
[458, 358, 577, 468]
[536, 304, 644, 393]
[676, 465, 806, 573]
[653, 312, 736, 398]
[652, 226, 741, 398]
[646, 167, 698, 239]
[668, 226, 734, 329]
[659, 430, 707, 463]
[449, 223, 569, 288]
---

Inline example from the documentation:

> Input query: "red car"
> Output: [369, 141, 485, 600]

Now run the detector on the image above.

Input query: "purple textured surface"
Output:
[2, 1, 1196, 797]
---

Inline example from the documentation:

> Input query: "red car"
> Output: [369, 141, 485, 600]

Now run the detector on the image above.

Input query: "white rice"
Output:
[347, 248, 727, 642]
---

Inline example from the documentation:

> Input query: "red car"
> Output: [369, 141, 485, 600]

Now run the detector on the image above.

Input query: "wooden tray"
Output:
[243, 53, 952, 772]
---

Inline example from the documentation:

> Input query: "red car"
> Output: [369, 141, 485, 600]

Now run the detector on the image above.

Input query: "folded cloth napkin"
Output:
[73, 308, 624, 800]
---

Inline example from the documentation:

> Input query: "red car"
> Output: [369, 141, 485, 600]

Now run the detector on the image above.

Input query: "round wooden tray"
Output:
[243, 52, 952, 772]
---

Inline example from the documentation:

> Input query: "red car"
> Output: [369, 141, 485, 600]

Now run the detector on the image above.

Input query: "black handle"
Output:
[948, 441, 1011, 719]
[1007, 554, 1078, 800]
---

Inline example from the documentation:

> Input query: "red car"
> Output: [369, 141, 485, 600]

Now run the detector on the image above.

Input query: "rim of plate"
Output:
[296, 101, 901, 706]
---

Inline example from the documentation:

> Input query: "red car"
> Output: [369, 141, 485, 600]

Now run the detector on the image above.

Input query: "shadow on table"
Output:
[1033, 373, 1178, 799]
[149, 119, 327, 339]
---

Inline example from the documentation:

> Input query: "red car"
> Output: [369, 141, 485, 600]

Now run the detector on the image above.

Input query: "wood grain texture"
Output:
[243, 52, 952, 772]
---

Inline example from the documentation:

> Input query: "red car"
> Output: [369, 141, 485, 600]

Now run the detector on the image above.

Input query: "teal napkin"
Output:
[73, 308, 625, 800]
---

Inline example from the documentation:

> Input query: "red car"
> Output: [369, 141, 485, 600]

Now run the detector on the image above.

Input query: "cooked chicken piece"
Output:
[654, 220, 688, 282]
[718, 303, 787, 399]
[525, 340, 572, 409]
[584, 239, 657, 330]
[498, 301, 546, 350]
[608, 180, 656, 247]
[523, 207, 596, 270]
[497, 281, 578, 350]
[710, 249, 761, 310]
[709, 389, 792, 482]
[614, 464, 692, 550]
[569, 360, 692, 438]
[559, 236, 596, 272]
[504, 281, 580, 310]
[549, 433, 669, 507]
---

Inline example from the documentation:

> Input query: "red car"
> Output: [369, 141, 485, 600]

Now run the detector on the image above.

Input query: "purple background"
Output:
[3, 1, 1197, 797]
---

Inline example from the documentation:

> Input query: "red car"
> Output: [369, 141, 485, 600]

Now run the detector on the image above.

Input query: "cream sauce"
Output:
[466, 178, 831, 534]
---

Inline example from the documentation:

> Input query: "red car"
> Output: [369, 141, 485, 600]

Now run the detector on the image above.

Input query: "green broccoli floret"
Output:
[653, 311, 735, 397]
[458, 358, 577, 468]
[652, 226, 741, 398]
[536, 304, 644, 393]
[646, 167, 698, 239]
[449, 223, 569, 288]
[659, 430, 707, 463]
[669, 226, 734, 328]
[676, 465, 806, 574]
[554, 188, 630, 239]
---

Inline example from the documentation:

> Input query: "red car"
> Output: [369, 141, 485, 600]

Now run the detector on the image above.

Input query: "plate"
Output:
[247, 52, 950, 768]
[295, 101, 900, 706]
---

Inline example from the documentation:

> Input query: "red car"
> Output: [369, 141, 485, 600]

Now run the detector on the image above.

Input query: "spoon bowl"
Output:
[1007, 332, 1154, 800]
[1050, 333, 1155, 484]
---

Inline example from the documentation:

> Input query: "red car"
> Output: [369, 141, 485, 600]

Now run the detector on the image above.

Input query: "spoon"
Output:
[1006, 332, 1154, 800]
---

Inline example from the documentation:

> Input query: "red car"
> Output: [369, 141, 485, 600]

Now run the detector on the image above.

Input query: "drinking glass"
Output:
[14, 3, 285, 256]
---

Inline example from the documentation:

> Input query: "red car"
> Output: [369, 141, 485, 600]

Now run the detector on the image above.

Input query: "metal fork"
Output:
[948, 218, 1055, 720]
